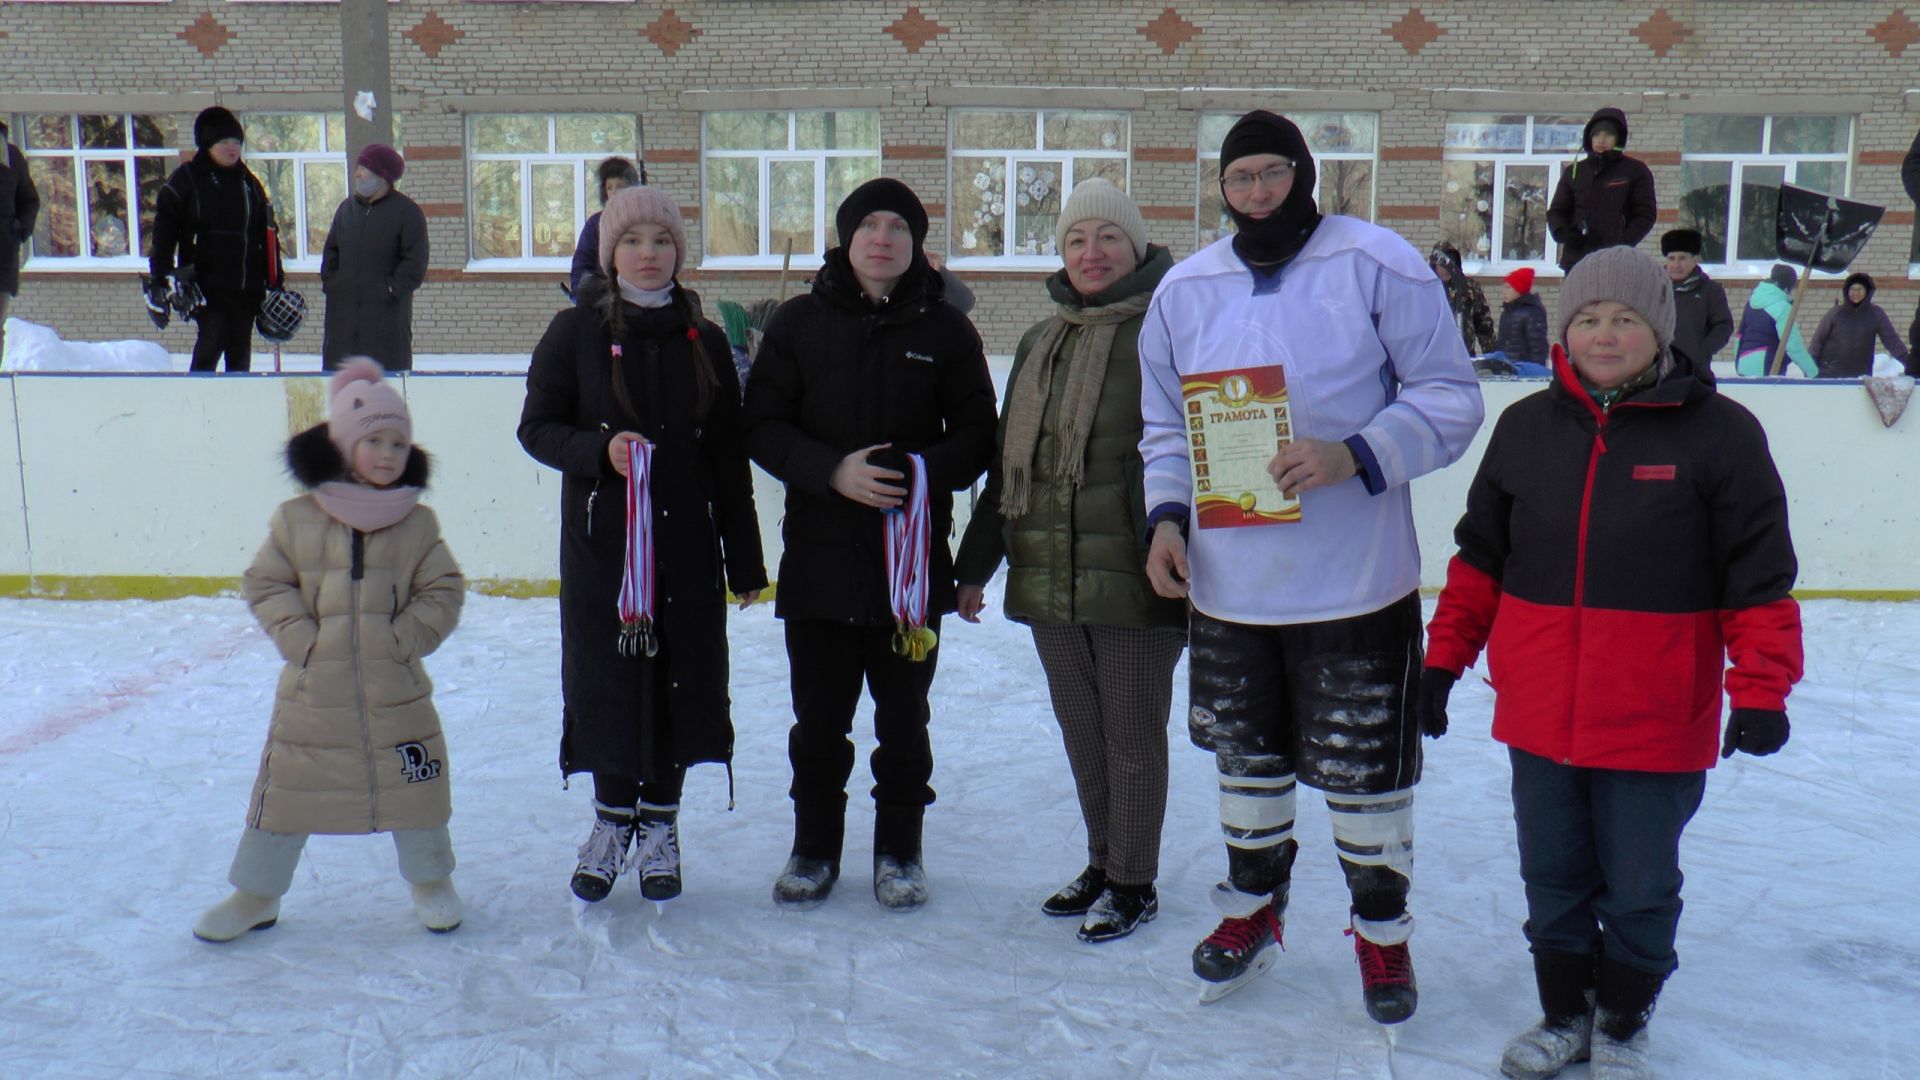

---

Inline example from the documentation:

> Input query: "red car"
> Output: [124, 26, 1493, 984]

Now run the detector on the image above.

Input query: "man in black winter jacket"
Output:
[0, 118, 42, 362]
[1546, 108, 1657, 272]
[1662, 229, 1732, 370]
[149, 107, 273, 372]
[741, 178, 997, 913]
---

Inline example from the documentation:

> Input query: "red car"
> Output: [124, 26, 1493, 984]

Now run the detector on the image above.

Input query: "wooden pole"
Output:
[776, 236, 795, 302]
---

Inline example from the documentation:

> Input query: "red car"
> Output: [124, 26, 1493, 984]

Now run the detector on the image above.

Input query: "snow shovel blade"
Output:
[1775, 183, 1884, 273]
[1197, 948, 1278, 1004]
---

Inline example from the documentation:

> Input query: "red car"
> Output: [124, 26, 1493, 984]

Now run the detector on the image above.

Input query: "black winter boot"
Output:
[1077, 883, 1158, 943]
[1500, 949, 1596, 1079]
[873, 805, 927, 910]
[1042, 866, 1106, 917]
[1591, 956, 1665, 1079]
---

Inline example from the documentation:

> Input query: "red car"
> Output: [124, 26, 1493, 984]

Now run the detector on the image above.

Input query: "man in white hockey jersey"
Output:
[1139, 110, 1483, 1021]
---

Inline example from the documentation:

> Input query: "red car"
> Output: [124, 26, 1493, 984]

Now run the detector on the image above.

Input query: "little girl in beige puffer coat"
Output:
[194, 358, 466, 942]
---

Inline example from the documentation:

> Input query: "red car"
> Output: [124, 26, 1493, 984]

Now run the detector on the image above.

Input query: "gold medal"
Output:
[891, 625, 911, 657]
[906, 625, 937, 662]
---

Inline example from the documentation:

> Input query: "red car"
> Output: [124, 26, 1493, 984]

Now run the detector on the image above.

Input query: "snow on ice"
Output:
[2, 590, 1917, 1077]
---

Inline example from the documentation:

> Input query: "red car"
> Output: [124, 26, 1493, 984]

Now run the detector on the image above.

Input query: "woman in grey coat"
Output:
[320, 144, 429, 370]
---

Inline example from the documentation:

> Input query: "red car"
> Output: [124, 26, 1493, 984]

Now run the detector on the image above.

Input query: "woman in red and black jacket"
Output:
[1418, 248, 1802, 1079]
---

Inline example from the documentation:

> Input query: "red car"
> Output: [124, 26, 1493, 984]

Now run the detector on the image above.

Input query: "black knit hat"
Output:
[194, 106, 246, 150]
[1661, 229, 1703, 256]
[835, 177, 928, 251]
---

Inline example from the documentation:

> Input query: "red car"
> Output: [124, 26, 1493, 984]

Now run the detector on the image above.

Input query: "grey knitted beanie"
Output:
[1054, 178, 1149, 263]
[1556, 246, 1675, 357]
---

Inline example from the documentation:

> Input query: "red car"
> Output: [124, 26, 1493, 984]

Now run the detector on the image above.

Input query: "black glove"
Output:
[1721, 708, 1789, 759]
[1415, 668, 1457, 739]
[142, 275, 171, 330]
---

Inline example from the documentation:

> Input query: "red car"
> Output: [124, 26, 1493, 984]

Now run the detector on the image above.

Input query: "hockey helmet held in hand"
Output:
[256, 287, 307, 342]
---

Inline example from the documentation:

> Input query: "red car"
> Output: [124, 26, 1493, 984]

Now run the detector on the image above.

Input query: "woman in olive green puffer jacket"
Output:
[955, 179, 1186, 945]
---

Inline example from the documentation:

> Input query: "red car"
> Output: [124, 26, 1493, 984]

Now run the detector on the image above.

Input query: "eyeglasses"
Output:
[1220, 162, 1294, 193]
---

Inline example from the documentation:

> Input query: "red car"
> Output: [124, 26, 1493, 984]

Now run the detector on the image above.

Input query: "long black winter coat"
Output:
[519, 292, 768, 782]
[149, 151, 272, 294]
[1670, 269, 1733, 369]
[1, 138, 41, 296]
[320, 191, 429, 370]
[741, 251, 997, 626]
[1494, 292, 1549, 363]
[1545, 108, 1657, 271]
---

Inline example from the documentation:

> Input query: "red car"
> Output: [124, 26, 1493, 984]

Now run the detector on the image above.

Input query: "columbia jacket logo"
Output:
[396, 742, 443, 783]
[904, 350, 935, 363]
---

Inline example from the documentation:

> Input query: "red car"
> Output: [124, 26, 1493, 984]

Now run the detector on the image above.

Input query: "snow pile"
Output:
[1, 317, 172, 372]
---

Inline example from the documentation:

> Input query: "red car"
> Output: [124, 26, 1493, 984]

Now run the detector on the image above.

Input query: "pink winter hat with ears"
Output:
[597, 185, 687, 281]
[327, 357, 411, 461]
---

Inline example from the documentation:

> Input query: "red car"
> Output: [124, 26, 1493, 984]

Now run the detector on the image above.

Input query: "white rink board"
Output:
[1, 373, 1914, 592]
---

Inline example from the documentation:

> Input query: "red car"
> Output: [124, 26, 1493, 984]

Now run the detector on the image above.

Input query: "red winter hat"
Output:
[1504, 267, 1535, 294]
[356, 143, 405, 185]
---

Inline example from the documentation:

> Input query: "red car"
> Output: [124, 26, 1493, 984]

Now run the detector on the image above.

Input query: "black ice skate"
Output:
[571, 801, 636, 903]
[772, 855, 839, 909]
[1347, 922, 1418, 1024]
[1076, 884, 1157, 943]
[634, 802, 681, 902]
[1193, 892, 1283, 1004]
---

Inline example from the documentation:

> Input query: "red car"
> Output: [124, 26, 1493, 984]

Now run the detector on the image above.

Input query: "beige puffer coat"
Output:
[241, 495, 463, 835]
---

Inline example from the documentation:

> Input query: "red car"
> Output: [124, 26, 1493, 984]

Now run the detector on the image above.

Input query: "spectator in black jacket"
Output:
[149, 107, 273, 372]
[1546, 108, 1657, 272]
[319, 144, 428, 371]
[0, 118, 42, 362]
[1662, 229, 1732, 371]
[741, 178, 996, 913]
[1809, 272, 1910, 379]
[1493, 266, 1549, 368]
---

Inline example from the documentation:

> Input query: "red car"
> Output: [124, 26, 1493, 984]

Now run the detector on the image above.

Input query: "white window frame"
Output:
[17, 113, 179, 272]
[947, 109, 1130, 270]
[465, 113, 638, 271]
[1197, 111, 1380, 248]
[1678, 115, 1855, 280]
[245, 112, 349, 271]
[1440, 113, 1587, 275]
[699, 110, 882, 270]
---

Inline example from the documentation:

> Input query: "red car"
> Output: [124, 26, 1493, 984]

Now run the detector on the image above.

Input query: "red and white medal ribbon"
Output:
[885, 453, 937, 661]
[617, 437, 658, 658]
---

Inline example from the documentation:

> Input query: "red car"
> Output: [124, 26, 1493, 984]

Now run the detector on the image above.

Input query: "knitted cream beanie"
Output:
[597, 185, 687, 280]
[1053, 178, 1149, 263]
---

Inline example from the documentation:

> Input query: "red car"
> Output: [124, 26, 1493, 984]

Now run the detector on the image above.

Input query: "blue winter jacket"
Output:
[1734, 281, 1815, 377]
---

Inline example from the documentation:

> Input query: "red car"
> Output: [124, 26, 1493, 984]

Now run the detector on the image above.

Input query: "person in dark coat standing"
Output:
[149, 106, 274, 372]
[519, 185, 767, 907]
[1493, 266, 1550, 366]
[569, 156, 641, 305]
[320, 144, 428, 371]
[1546, 107, 1657, 272]
[1662, 228, 1732, 371]
[1420, 248, 1802, 1079]
[741, 177, 997, 912]
[953, 179, 1186, 944]
[1429, 241, 1496, 357]
[1809, 272, 1910, 379]
[1, 118, 42, 361]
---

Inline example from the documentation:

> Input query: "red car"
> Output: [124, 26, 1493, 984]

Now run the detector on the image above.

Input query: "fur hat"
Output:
[1504, 267, 1536, 295]
[596, 157, 642, 206]
[597, 185, 687, 281]
[1556, 247, 1675, 357]
[355, 143, 405, 185]
[327, 358, 411, 462]
[834, 177, 929, 251]
[1660, 229, 1703, 257]
[194, 106, 245, 150]
[1054, 178, 1149, 264]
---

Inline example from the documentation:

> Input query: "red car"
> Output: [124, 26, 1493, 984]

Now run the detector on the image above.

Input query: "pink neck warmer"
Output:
[312, 481, 421, 532]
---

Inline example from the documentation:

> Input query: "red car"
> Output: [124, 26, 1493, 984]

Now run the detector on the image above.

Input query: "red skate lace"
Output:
[1204, 905, 1279, 954]
[1346, 928, 1413, 987]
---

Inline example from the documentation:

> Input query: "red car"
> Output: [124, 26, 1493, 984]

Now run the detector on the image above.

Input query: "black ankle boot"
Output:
[1077, 883, 1158, 943]
[1042, 867, 1107, 917]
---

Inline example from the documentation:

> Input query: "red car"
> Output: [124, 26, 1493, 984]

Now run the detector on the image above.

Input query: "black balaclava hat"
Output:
[1218, 110, 1321, 267]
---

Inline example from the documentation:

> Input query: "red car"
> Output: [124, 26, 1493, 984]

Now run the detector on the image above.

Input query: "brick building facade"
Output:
[3, 1, 1917, 359]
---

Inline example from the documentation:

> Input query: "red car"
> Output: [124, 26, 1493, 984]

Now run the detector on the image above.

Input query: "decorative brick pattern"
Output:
[1869, 8, 1920, 57]
[403, 11, 465, 61]
[1631, 8, 1694, 58]
[643, 8, 701, 57]
[883, 144, 947, 160]
[1139, 8, 1201, 56]
[884, 7, 950, 53]
[177, 13, 234, 59]
[402, 146, 463, 162]
[1135, 146, 1196, 163]
[1860, 150, 1909, 166]
[1383, 8, 1445, 55]
[1380, 146, 1443, 162]
[1378, 205, 1440, 221]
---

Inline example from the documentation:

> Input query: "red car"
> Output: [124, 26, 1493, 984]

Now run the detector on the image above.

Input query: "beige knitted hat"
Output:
[1556, 246, 1675, 357]
[1054, 178, 1149, 263]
